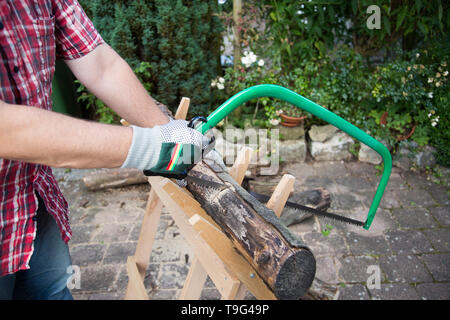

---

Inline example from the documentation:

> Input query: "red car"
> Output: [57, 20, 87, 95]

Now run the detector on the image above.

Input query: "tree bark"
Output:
[186, 161, 316, 300]
[82, 168, 147, 190]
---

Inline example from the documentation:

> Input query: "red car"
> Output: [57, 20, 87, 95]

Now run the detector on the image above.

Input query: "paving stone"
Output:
[345, 232, 391, 255]
[401, 171, 435, 190]
[149, 289, 178, 300]
[421, 253, 450, 282]
[329, 193, 365, 211]
[427, 184, 450, 206]
[315, 256, 340, 284]
[158, 263, 189, 289]
[92, 223, 133, 243]
[312, 161, 350, 178]
[337, 284, 369, 300]
[344, 161, 379, 178]
[416, 282, 450, 300]
[142, 263, 161, 292]
[86, 292, 123, 300]
[74, 265, 118, 292]
[282, 162, 316, 178]
[385, 229, 434, 254]
[396, 188, 437, 208]
[338, 255, 378, 283]
[368, 283, 420, 300]
[200, 288, 221, 300]
[428, 207, 450, 226]
[379, 254, 432, 283]
[150, 240, 192, 263]
[422, 228, 450, 252]
[303, 176, 339, 194]
[342, 209, 396, 237]
[70, 244, 106, 266]
[335, 176, 376, 191]
[303, 232, 348, 256]
[70, 224, 97, 244]
[391, 207, 438, 229]
[103, 242, 137, 264]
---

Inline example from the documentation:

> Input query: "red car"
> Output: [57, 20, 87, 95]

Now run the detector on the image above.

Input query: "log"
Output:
[82, 168, 147, 190]
[186, 161, 316, 300]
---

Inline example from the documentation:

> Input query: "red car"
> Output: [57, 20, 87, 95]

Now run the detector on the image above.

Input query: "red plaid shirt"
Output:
[0, 0, 103, 276]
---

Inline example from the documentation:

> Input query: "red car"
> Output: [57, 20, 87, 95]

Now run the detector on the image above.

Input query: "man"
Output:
[0, 0, 208, 299]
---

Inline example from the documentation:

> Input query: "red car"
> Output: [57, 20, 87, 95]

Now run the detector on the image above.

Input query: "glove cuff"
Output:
[121, 125, 162, 170]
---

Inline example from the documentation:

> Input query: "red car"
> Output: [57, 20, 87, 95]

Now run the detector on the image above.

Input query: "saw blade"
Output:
[184, 176, 364, 227]
[249, 192, 365, 227]
[185, 176, 228, 191]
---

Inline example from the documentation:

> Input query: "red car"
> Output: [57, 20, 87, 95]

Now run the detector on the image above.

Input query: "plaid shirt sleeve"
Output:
[53, 0, 104, 60]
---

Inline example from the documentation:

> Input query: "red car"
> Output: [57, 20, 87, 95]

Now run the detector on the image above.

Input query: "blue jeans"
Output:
[0, 194, 73, 300]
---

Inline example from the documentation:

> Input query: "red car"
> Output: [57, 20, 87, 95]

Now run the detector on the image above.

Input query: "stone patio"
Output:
[52, 160, 450, 300]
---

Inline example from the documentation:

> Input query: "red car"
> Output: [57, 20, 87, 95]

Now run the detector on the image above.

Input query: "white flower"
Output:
[218, 77, 225, 84]
[435, 81, 441, 87]
[258, 59, 265, 67]
[275, 109, 283, 116]
[241, 51, 257, 67]
[210, 79, 217, 88]
[428, 78, 433, 83]
[428, 113, 432, 118]
[444, 71, 449, 77]
[269, 119, 279, 126]
[217, 83, 224, 90]
[416, 53, 420, 58]
[428, 92, 434, 99]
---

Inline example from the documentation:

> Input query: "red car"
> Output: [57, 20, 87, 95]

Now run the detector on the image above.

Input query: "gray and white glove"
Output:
[121, 119, 206, 178]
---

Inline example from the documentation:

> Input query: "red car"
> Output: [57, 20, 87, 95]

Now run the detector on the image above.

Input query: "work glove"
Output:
[121, 119, 208, 179]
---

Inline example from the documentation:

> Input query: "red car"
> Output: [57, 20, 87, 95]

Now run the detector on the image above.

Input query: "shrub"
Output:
[78, 0, 223, 116]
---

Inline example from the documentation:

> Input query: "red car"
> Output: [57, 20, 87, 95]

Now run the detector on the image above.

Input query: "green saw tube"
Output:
[198, 84, 391, 230]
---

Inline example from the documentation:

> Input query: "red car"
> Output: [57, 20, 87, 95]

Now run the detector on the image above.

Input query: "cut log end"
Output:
[274, 249, 316, 300]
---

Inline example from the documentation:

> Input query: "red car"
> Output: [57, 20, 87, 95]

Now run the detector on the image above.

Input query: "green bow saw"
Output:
[196, 84, 392, 230]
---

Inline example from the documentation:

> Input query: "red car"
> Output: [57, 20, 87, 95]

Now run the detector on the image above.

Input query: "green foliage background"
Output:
[78, 0, 223, 116]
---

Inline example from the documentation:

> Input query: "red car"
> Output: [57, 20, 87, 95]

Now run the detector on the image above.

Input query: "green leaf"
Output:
[396, 6, 408, 31]
[417, 20, 428, 35]
[270, 11, 277, 22]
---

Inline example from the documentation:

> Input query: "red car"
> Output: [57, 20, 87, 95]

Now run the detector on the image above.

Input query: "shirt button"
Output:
[13, 66, 19, 73]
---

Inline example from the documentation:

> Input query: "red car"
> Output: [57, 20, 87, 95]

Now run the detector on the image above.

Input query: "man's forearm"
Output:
[65, 44, 169, 127]
[0, 101, 132, 168]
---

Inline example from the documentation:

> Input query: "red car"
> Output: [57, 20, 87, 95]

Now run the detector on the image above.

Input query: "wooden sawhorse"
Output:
[123, 98, 295, 300]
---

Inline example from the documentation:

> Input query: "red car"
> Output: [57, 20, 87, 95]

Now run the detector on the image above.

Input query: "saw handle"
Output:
[197, 84, 392, 230]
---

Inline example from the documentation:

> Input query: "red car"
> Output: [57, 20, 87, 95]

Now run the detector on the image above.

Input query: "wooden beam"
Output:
[175, 97, 190, 120]
[179, 257, 208, 300]
[125, 256, 149, 300]
[266, 174, 296, 218]
[229, 147, 252, 185]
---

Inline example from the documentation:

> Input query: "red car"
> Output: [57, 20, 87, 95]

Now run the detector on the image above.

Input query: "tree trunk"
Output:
[186, 161, 316, 300]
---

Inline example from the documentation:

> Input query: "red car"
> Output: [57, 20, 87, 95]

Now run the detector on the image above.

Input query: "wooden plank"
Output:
[175, 97, 190, 120]
[149, 177, 241, 298]
[179, 257, 208, 300]
[188, 214, 276, 300]
[229, 147, 252, 185]
[124, 256, 149, 300]
[133, 188, 163, 278]
[266, 174, 295, 218]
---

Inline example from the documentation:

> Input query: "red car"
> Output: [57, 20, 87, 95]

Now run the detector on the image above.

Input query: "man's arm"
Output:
[65, 44, 169, 127]
[0, 100, 132, 168]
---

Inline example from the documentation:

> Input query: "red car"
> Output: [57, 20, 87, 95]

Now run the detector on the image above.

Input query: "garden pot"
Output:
[280, 114, 307, 127]
[379, 111, 416, 141]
